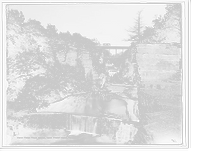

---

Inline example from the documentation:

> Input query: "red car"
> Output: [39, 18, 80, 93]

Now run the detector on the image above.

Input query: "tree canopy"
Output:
[6, 10, 24, 56]
[6, 9, 100, 111]
[142, 4, 182, 43]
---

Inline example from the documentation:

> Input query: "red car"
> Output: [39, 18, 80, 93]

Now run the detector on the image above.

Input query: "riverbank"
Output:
[7, 102, 30, 119]
[108, 81, 183, 145]
[143, 81, 183, 145]
[7, 81, 183, 145]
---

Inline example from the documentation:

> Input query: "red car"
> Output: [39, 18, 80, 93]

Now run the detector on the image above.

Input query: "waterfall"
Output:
[26, 113, 138, 143]
[66, 114, 100, 134]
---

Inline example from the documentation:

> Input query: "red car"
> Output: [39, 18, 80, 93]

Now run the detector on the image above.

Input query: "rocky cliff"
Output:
[136, 44, 181, 88]
[56, 46, 99, 80]
[136, 43, 183, 145]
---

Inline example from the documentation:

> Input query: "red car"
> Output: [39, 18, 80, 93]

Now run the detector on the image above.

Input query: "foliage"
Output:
[48, 62, 85, 97]
[57, 32, 96, 51]
[6, 10, 55, 63]
[107, 50, 137, 84]
[24, 76, 60, 109]
[163, 4, 182, 43]
[104, 53, 127, 68]
[9, 91, 35, 112]
[7, 52, 47, 100]
[6, 10, 55, 100]
[142, 4, 182, 43]
[138, 92, 166, 113]
[91, 52, 105, 73]
[58, 32, 105, 73]
[23, 20, 55, 64]
[6, 9, 99, 111]
[142, 27, 156, 43]
[6, 10, 24, 57]
[109, 74, 122, 83]
[47, 24, 58, 46]
[72, 33, 98, 51]
[143, 17, 164, 43]
[6, 10, 95, 101]
[121, 58, 134, 84]
[120, 43, 140, 86]
[128, 10, 143, 43]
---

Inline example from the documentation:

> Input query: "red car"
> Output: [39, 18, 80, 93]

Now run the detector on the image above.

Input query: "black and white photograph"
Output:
[0, 0, 190, 149]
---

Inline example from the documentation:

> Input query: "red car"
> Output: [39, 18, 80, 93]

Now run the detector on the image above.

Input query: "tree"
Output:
[24, 76, 60, 110]
[6, 10, 24, 57]
[47, 62, 85, 98]
[47, 24, 58, 46]
[141, 15, 166, 43]
[6, 9, 102, 111]
[142, 27, 155, 43]
[163, 4, 182, 43]
[7, 52, 47, 100]
[128, 10, 144, 43]
[6, 10, 58, 108]
[153, 17, 164, 43]
[141, 4, 182, 43]
[58, 31, 72, 48]
[23, 20, 55, 65]
[57, 32, 72, 63]
[71, 33, 98, 54]
[58, 32, 96, 61]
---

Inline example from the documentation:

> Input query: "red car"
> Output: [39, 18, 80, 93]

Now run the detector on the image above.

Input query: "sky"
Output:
[9, 4, 167, 46]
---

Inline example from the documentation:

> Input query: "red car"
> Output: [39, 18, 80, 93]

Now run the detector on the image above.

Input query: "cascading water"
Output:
[8, 93, 139, 145]
[66, 114, 100, 134]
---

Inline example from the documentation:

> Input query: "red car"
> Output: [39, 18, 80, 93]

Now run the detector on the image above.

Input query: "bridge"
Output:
[98, 46, 130, 49]
[96, 44, 129, 53]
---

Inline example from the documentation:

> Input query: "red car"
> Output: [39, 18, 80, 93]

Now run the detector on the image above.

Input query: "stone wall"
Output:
[136, 44, 181, 88]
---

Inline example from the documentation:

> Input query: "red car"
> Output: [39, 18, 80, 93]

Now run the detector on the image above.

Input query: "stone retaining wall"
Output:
[136, 43, 181, 89]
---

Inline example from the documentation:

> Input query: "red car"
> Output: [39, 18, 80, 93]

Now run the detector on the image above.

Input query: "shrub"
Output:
[110, 74, 122, 83]
[24, 76, 61, 109]
[48, 63, 86, 97]
[9, 91, 35, 112]
[7, 52, 47, 100]
[91, 53, 106, 73]
[138, 92, 167, 113]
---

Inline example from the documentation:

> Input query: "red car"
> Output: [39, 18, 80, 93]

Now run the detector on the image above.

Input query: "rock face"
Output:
[136, 44, 181, 89]
[135, 43, 182, 144]
[80, 50, 99, 80]
[57, 48, 78, 66]
[56, 46, 99, 80]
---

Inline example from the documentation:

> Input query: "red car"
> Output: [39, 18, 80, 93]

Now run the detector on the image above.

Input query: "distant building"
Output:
[105, 60, 115, 68]
[103, 43, 111, 46]
[108, 69, 119, 77]
[105, 61, 119, 77]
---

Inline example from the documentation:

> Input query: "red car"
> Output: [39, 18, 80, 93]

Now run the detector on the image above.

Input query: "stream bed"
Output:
[9, 92, 139, 146]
